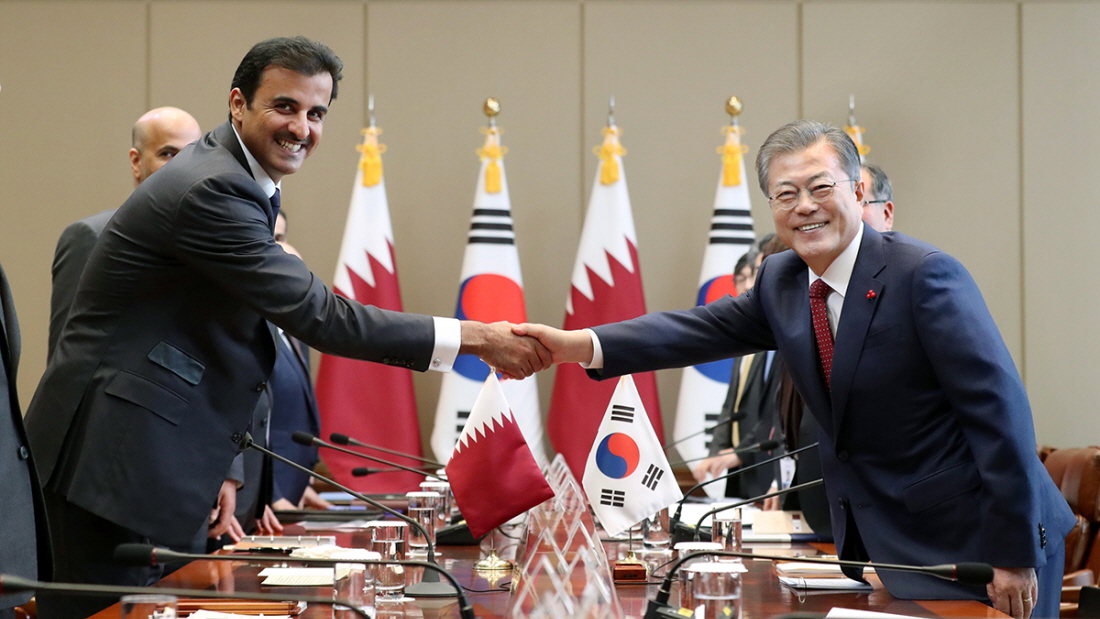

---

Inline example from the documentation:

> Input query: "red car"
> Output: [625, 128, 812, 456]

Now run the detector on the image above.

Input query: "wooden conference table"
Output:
[87, 522, 1007, 619]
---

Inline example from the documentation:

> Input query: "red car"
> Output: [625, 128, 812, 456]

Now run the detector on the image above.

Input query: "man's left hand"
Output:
[987, 566, 1037, 619]
[255, 504, 284, 535]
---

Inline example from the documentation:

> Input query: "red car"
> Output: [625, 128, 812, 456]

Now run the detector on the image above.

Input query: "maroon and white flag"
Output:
[547, 122, 663, 482]
[314, 126, 423, 494]
[446, 373, 554, 538]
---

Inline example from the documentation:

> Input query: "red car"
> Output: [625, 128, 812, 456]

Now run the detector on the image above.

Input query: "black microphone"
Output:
[642, 550, 994, 619]
[662, 413, 746, 452]
[113, 544, 476, 619]
[292, 432, 440, 479]
[351, 467, 407, 476]
[669, 439, 781, 467]
[237, 433, 454, 598]
[0, 574, 373, 619]
[330, 433, 445, 469]
[668, 442, 819, 541]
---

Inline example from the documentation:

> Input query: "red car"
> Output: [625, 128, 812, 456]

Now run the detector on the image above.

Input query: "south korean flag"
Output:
[582, 376, 683, 537]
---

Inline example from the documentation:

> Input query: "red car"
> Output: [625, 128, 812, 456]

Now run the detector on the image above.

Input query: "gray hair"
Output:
[862, 163, 893, 202]
[755, 120, 861, 196]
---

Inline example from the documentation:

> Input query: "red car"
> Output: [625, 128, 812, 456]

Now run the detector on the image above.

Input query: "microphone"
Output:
[330, 433, 445, 469]
[0, 574, 373, 619]
[291, 432, 440, 479]
[352, 467, 407, 477]
[668, 439, 781, 467]
[113, 544, 475, 619]
[642, 550, 994, 619]
[662, 413, 745, 452]
[237, 433, 454, 598]
[668, 442, 819, 541]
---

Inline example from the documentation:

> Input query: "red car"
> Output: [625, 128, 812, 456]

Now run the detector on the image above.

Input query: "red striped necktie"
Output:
[809, 278, 834, 391]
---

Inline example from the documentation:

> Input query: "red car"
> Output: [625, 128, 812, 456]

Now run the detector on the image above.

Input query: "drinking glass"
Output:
[712, 508, 743, 562]
[367, 521, 408, 600]
[405, 491, 441, 556]
[120, 594, 176, 619]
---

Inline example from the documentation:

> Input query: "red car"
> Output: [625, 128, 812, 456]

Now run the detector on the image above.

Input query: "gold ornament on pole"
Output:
[719, 96, 748, 187]
[844, 94, 870, 159]
[356, 95, 386, 187]
[477, 98, 506, 193]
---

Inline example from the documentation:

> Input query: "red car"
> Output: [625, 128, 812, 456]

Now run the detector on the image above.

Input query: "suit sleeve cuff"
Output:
[430, 316, 461, 372]
[582, 328, 603, 369]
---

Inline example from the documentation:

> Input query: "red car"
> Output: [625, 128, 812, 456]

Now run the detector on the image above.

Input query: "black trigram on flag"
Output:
[456, 410, 471, 439]
[703, 411, 721, 451]
[641, 464, 663, 491]
[610, 404, 635, 423]
[600, 489, 625, 507]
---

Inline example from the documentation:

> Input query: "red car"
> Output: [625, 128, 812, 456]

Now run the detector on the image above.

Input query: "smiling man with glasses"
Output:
[515, 119, 1073, 619]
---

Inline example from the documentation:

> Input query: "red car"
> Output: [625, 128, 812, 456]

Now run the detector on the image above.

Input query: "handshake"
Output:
[458, 321, 595, 380]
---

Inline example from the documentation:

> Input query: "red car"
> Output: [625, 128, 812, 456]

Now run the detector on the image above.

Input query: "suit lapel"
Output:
[829, 227, 886, 433]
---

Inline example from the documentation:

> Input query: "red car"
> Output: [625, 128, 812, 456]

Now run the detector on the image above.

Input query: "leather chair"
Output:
[1043, 446, 1100, 617]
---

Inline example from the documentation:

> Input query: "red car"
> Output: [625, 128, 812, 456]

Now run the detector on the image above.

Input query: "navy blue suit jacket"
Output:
[592, 225, 1074, 600]
[269, 329, 320, 505]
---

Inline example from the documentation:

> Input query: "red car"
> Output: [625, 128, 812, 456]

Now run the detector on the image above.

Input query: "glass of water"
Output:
[712, 507, 742, 562]
[692, 562, 743, 619]
[120, 594, 176, 619]
[405, 491, 441, 557]
[367, 520, 408, 600]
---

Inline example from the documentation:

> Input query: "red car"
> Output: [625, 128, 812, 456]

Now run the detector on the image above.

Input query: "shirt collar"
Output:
[807, 222, 865, 298]
[231, 124, 280, 199]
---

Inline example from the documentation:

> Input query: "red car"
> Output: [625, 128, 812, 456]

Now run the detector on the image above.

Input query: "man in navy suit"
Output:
[518, 120, 1073, 619]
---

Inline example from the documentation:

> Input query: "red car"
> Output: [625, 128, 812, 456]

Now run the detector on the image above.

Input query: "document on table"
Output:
[778, 576, 874, 591]
[258, 567, 334, 586]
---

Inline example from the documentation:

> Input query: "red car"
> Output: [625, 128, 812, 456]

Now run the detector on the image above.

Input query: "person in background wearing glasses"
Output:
[514, 119, 1072, 619]
[860, 163, 895, 232]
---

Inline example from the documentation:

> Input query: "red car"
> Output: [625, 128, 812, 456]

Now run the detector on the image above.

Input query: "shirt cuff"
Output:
[430, 316, 461, 372]
[582, 328, 604, 369]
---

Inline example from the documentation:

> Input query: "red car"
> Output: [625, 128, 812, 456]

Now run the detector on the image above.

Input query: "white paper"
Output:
[825, 608, 923, 619]
[258, 567, 334, 586]
[188, 611, 291, 619]
[778, 576, 873, 591]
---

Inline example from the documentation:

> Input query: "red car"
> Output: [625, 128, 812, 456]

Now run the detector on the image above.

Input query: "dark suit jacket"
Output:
[0, 262, 50, 608]
[25, 122, 435, 548]
[591, 225, 1075, 600]
[709, 351, 781, 499]
[268, 328, 321, 505]
[49, 208, 117, 362]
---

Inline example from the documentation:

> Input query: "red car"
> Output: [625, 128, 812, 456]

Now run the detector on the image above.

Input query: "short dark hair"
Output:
[231, 37, 343, 108]
[862, 163, 893, 202]
[755, 120, 861, 196]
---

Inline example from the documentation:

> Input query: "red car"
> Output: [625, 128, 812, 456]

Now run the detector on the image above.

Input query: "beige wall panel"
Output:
[803, 2, 1023, 365]
[367, 1, 582, 442]
[150, 0, 365, 323]
[584, 1, 798, 433]
[0, 1, 146, 400]
[1022, 3, 1100, 448]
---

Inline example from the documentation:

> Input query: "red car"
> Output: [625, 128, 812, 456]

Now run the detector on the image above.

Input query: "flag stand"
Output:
[612, 527, 648, 583]
[474, 527, 513, 571]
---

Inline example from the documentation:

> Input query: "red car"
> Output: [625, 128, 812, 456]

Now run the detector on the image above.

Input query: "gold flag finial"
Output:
[844, 94, 870, 159]
[356, 116, 386, 187]
[477, 100, 506, 193]
[719, 97, 748, 187]
[484, 97, 500, 129]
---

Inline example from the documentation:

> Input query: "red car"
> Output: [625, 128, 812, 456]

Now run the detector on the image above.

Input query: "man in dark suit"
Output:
[518, 120, 1074, 619]
[48, 107, 201, 360]
[26, 37, 546, 619]
[0, 260, 51, 618]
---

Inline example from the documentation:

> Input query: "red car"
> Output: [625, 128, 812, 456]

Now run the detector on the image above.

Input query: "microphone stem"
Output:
[344, 437, 445, 469]
[671, 442, 818, 527]
[693, 479, 824, 535]
[246, 441, 438, 564]
[318, 440, 440, 478]
[0, 576, 374, 619]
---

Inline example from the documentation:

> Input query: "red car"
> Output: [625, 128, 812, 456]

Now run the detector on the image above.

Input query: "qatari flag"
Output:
[314, 124, 423, 494]
[446, 373, 554, 538]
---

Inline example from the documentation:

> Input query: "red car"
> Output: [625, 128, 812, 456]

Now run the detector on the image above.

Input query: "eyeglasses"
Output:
[768, 179, 856, 211]
[862, 199, 887, 207]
